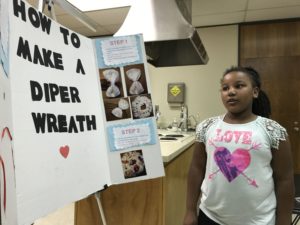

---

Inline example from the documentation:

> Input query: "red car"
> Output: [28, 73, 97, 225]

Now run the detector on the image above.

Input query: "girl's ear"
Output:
[253, 87, 259, 98]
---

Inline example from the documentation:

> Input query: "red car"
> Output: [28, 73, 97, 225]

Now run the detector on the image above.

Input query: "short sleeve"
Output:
[259, 118, 288, 150]
[195, 117, 218, 143]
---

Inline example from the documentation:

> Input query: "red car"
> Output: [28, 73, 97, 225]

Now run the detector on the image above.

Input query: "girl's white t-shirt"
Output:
[195, 116, 287, 225]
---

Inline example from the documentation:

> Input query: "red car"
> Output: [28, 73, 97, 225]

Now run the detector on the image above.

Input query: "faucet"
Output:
[154, 105, 163, 129]
[155, 105, 161, 121]
[179, 104, 188, 132]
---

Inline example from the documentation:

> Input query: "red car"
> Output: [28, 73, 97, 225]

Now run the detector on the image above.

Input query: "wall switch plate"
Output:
[167, 82, 185, 103]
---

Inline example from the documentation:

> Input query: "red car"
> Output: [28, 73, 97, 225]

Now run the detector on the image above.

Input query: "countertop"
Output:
[158, 129, 195, 163]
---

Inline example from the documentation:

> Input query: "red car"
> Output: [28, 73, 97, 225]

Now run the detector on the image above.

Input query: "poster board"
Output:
[94, 35, 164, 184]
[0, 0, 164, 225]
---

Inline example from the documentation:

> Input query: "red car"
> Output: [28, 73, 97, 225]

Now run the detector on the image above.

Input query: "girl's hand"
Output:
[183, 210, 198, 225]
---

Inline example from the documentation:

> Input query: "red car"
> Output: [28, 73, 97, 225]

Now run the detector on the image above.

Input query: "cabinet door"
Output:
[163, 144, 194, 225]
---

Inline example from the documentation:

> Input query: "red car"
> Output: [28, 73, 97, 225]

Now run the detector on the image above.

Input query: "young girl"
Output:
[183, 66, 295, 225]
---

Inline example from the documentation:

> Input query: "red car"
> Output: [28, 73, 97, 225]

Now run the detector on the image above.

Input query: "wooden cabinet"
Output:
[75, 144, 194, 225]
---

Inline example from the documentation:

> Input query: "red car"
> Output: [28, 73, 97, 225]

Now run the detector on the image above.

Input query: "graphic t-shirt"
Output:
[195, 116, 287, 225]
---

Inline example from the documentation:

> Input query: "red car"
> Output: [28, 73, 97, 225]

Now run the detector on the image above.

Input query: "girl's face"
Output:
[221, 71, 259, 116]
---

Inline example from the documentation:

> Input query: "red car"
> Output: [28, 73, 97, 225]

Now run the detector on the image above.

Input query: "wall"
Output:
[148, 25, 238, 128]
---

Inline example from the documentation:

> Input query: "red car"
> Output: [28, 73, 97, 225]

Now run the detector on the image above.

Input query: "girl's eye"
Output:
[236, 84, 245, 89]
[221, 86, 229, 91]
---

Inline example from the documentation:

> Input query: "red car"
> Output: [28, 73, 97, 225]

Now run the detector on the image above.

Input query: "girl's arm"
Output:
[183, 142, 207, 225]
[271, 138, 295, 225]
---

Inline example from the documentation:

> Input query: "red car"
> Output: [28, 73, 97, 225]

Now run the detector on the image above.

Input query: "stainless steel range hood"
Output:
[114, 0, 209, 67]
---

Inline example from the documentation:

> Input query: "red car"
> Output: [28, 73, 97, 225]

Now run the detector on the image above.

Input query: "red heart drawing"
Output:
[59, 145, 70, 158]
[214, 147, 251, 182]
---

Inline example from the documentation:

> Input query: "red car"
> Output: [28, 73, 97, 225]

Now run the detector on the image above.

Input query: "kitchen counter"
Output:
[75, 130, 195, 225]
[158, 129, 195, 163]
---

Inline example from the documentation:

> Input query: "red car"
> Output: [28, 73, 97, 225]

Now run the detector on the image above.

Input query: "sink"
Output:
[158, 129, 195, 142]
[159, 134, 185, 141]
[165, 134, 184, 138]
[160, 137, 178, 141]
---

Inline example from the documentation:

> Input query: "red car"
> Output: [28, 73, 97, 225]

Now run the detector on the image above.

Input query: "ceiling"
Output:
[27, 0, 300, 37]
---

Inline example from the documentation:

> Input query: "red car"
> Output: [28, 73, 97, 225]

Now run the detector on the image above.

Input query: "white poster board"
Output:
[0, 1, 164, 224]
[94, 35, 164, 184]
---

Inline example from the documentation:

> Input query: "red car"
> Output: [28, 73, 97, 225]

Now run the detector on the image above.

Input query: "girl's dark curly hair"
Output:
[223, 66, 271, 118]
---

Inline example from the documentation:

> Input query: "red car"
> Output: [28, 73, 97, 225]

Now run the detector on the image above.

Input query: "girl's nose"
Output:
[228, 87, 236, 96]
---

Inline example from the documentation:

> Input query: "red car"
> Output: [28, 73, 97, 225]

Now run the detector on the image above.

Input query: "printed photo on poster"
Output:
[124, 64, 148, 96]
[130, 94, 154, 119]
[104, 97, 131, 121]
[99, 67, 124, 98]
[120, 150, 147, 179]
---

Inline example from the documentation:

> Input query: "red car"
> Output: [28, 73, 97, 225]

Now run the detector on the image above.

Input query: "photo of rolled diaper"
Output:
[124, 64, 148, 96]
[130, 94, 154, 119]
[99, 67, 124, 99]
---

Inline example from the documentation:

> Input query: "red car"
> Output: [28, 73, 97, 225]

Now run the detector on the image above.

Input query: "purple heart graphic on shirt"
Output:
[214, 147, 251, 182]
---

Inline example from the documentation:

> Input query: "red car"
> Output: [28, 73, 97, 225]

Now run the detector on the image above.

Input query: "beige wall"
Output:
[148, 25, 238, 128]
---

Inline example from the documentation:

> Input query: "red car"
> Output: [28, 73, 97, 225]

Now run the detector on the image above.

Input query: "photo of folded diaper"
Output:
[126, 68, 144, 95]
[103, 69, 121, 97]
[99, 68, 124, 99]
[111, 98, 130, 118]
[104, 97, 132, 121]
[124, 64, 148, 96]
